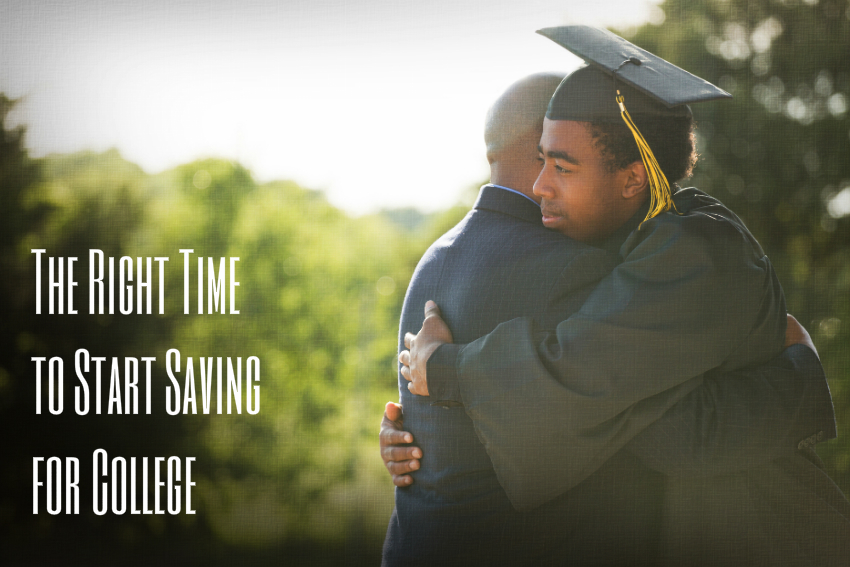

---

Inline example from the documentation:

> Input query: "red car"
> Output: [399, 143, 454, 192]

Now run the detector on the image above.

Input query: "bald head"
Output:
[484, 72, 564, 198]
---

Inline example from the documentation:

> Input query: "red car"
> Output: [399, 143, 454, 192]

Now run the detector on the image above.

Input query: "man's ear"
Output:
[622, 161, 648, 199]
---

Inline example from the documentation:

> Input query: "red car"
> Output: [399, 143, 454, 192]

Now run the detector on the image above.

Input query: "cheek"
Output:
[565, 183, 596, 214]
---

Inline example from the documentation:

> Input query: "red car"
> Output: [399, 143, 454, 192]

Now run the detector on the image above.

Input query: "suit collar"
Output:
[473, 184, 543, 225]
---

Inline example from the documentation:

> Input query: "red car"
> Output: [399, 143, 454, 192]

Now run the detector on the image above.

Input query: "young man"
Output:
[391, 26, 848, 566]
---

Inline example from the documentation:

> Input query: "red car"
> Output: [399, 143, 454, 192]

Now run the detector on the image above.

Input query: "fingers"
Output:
[392, 472, 415, 487]
[385, 401, 403, 422]
[786, 313, 802, 333]
[404, 371, 427, 396]
[404, 332, 415, 349]
[381, 444, 422, 464]
[386, 453, 421, 487]
[379, 409, 421, 487]
[785, 313, 818, 357]
[401, 359, 426, 395]
[380, 419, 413, 446]
[784, 314, 805, 346]
[398, 350, 410, 367]
[387, 458, 420, 476]
[424, 300, 442, 319]
[419, 315, 453, 346]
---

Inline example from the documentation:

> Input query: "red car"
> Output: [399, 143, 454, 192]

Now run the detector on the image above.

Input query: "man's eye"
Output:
[555, 164, 571, 173]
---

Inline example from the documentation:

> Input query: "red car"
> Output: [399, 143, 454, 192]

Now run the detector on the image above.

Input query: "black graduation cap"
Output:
[536, 25, 732, 224]
[538, 25, 731, 117]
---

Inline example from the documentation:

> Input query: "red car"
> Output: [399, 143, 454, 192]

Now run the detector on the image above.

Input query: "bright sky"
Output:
[1, 0, 664, 214]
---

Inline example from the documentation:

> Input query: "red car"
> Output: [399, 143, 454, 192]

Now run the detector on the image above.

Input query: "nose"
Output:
[533, 164, 554, 199]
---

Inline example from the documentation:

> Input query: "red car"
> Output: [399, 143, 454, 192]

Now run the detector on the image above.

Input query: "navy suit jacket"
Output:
[383, 186, 673, 566]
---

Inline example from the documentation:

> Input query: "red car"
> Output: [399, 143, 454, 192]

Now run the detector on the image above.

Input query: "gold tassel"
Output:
[616, 90, 678, 228]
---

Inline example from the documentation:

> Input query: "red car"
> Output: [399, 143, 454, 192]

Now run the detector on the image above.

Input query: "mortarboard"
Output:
[537, 25, 732, 225]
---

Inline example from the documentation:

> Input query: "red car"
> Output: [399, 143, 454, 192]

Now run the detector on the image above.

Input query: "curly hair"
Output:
[587, 116, 697, 183]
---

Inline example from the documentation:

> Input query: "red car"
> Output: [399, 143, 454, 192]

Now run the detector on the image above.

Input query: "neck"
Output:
[489, 163, 538, 202]
[592, 198, 650, 255]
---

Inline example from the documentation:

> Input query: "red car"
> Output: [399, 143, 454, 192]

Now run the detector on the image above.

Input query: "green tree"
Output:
[1, 123, 450, 563]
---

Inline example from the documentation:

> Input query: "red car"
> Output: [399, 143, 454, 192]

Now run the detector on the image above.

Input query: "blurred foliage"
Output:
[1, 0, 849, 563]
[0, 95, 467, 565]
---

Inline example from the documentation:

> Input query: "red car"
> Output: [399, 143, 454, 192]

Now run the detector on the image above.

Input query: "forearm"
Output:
[427, 197, 788, 508]
[439, 313, 712, 511]
[449, 248, 781, 509]
[426, 343, 462, 402]
[627, 344, 837, 476]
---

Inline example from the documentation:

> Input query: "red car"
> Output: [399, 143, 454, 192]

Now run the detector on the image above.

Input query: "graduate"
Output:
[393, 26, 850, 566]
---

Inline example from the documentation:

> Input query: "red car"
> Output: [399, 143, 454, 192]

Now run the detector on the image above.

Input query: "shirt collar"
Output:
[487, 183, 540, 207]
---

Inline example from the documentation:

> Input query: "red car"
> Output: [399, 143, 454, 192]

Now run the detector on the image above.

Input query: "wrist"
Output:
[427, 343, 462, 402]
